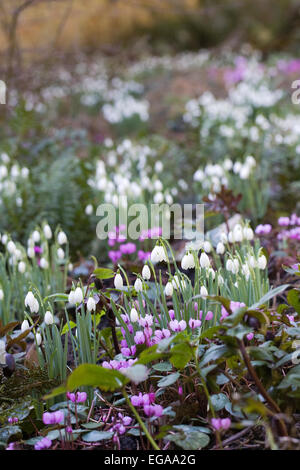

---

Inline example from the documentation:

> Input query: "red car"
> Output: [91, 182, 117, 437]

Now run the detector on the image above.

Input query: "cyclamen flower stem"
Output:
[122, 388, 160, 451]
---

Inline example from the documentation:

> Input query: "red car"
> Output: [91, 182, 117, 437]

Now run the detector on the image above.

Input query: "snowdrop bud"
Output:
[203, 241, 212, 253]
[218, 274, 224, 286]
[233, 225, 243, 242]
[87, 297, 96, 312]
[27, 247, 35, 258]
[200, 252, 210, 268]
[220, 232, 228, 243]
[85, 204, 93, 215]
[248, 256, 257, 268]
[1, 234, 8, 245]
[134, 278, 143, 292]
[142, 265, 151, 280]
[200, 285, 208, 297]
[32, 230, 40, 243]
[0, 288, 3, 300]
[68, 290, 75, 305]
[57, 248, 65, 260]
[21, 319, 30, 332]
[244, 227, 254, 241]
[228, 231, 235, 243]
[216, 242, 225, 255]
[130, 308, 139, 323]
[114, 273, 123, 289]
[226, 259, 234, 272]
[18, 261, 26, 274]
[165, 282, 174, 297]
[57, 231, 67, 245]
[43, 225, 52, 239]
[73, 287, 83, 304]
[44, 311, 54, 325]
[258, 255, 267, 270]
[7, 240, 16, 254]
[35, 333, 42, 346]
[40, 258, 49, 269]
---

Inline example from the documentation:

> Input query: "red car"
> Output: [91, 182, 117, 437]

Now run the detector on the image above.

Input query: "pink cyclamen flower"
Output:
[205, 311, 213, 321]
[278, 217, 290, 227]
[34, 437, 52, 450]
[211, 417, 231, 431]
[143, 404, 163, 418]
[134, 331, 145, 345]
[67, 391, 87, 403]
[6, 443, 16, 450]
[246, 332, 254, 341]
[8, 417, 18, 424]
[169, 319, 186, 332]
[255, 224, 272, 235]
[42, 410, 64, 425]
[189, 318, 201, 329]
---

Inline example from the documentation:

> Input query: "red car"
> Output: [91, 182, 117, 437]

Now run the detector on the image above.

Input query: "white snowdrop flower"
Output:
[224, 158, 233, 171]
[150, 245, 167, 264]
[164, 281, 174, 297]
[203, 241, 212, 253]
[0, 340, 6, 364]
[7, 240, 16, 254]
[68, 290, 75, 305]
[154, 180, 163, 191]
[57, 231, 67, 245]
[233, 161, 242, 174]
[85, 204, 93, 215]
[226, 259, 234, 272]
[200, 252, 210, 268]
[40, 258, 49, 269]
[228, 231, 235, 243]
[200, 285, 208, 297]
[207, 268, 216, 280]
[248, 256, 257, 268]
[35, 332, 42, 346]
[114, 273, 123, 289]
[16, 197, 22, 207]
[1, 234, 8, 245]
[21, 167, 29, 178]
[233, 224, 243, 242]
[122, 364, 149, 384]
[73, 287, 83, 304]
[244, 227, 254, 241]
[233, 258, 240, 274]
[57, 248, 65, 260]
[246, 155, 256, 168]
[142, 265, 151, 280]
[216, 242, 225, 255]
[181, 252, 195, 270]
[44, 311, 54, 325]
[25, 291, 39, 313]
[68, 263, 73, 272]
[239, 165, 250, 180]
[134, 278, 143, 292]
[43, 224, 52, 239]
[0, 288, 3, 300]
[155, 161, 163, 172]
[220, 232, 228, 243]
[87, 297, 96, 312]
[258, 255, 267, 270]
[242, 264, 250, 280]
[27, 247, 35, 258]
[18, 261, 26, 274]
[130, 308, 139, 323]
[218, 274, 224, 286]
[234, 282, 239, 288]
[32, 230, 40, 243]
[194, 169, 205, 182]
[21, 319, 30, 332]
[153, 192, 164, 204]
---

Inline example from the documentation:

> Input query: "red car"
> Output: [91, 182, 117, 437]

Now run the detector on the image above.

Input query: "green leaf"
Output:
[67, 364, 128, 391]
[287, 289, 300, 314]
[0, 426, 22, 444]
[152, 362, 173, 372]
[61, 321, 76, 335]
[82, 431, 113, 442]
[166, 428, 210, 450]
[250, 284, 289, 309]
[157, 372, 180, 388]
[211, 393, 230, 411]
[94, 268, 115, 280]
[170, 343, 193, 369]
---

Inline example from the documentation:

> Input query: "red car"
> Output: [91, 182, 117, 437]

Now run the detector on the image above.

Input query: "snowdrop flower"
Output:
[233, 224, 243, 242]
[258, 255, 267, 269]
[200, 285, 208, 297]
[32, 230, 40, 243]
[0, 340, 5, 364]
[85, 204, 93, 215]
[25, 291, 39, 313]
[130, 308, 139, 323]
[242, 264, 250, 280]
[150, 245, 167, 263]
[200, 252, 210, 268]
[228, 231, 235, 243]
[134, 278, 143, 292]
[73, 287, 83, 304]
[21, 319, 30, 332]
[0, 288, 3, 301]
[216, 242, 225, 255]
[68, 290, 75, 305]
[181, 252, 195, 270]
[18, 261, 26, 274]
[218, 274, 224, 286]
[244, 227, 254, 240]
[57, 248, 65, 260]
[44, 311, 54, 325]
[220, 232, 228, 243]
[203, 241, 212, 253]
[248, 256, 257, 268]
[164, 281, 174, 297]
[1, 234, 8, 245]
[7, 241, 16, 254]
[114, 273, 123, 289]
[57, 231, 67, 245]
[87, 297, 96, 312]
[35, 332, 42, 346]
[40, 258, 49, 269]
[43, 224, 52, 239]
[27, 246, 35, 258]
[142, 265, 151, 280]
[226, 259, 234, 272]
